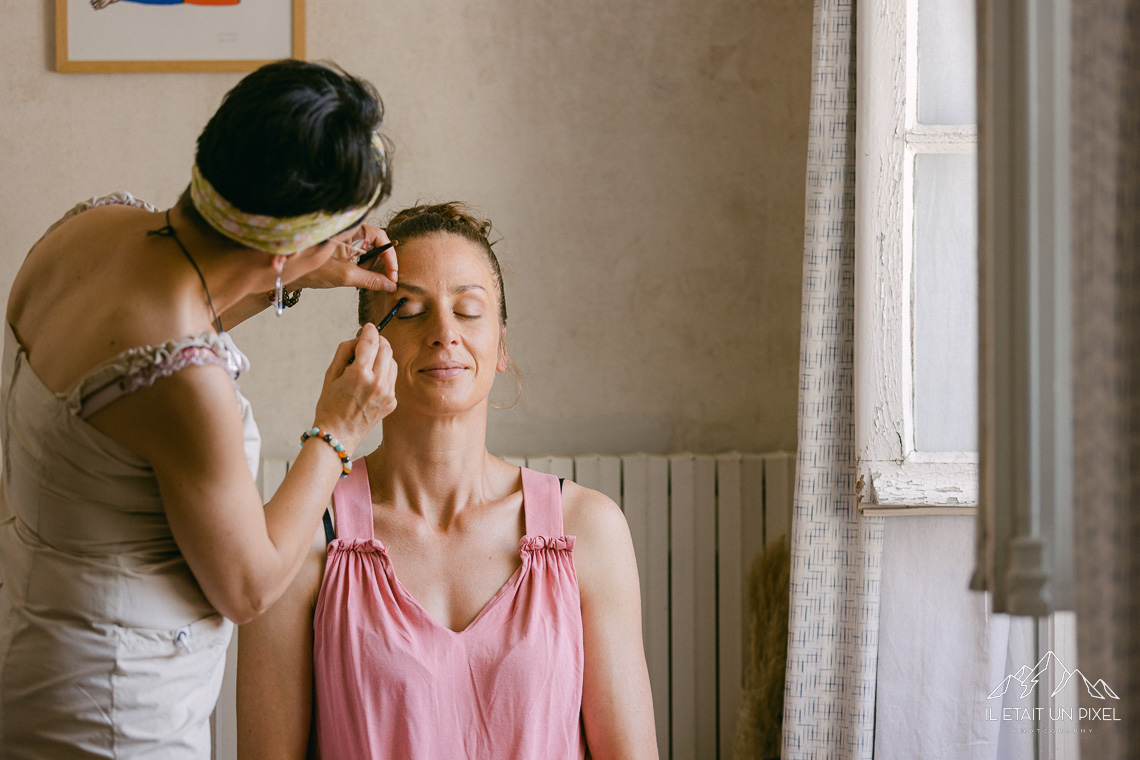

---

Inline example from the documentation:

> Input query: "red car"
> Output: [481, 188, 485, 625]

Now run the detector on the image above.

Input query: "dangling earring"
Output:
[274, 273, 285, 317]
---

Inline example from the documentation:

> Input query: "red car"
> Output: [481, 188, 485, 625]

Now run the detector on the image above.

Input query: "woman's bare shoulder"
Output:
[561, 480, 633, 563]
[12, 203, 149, 308]
[9, 204, 204, 390]
[32, 199, 160, 255]
[558, 481, 640, 605]
[266, 521, 330, 619]
[14, 202, 164, 315]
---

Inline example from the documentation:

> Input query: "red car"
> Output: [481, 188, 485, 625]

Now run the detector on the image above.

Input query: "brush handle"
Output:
[355, 240, 396, 267]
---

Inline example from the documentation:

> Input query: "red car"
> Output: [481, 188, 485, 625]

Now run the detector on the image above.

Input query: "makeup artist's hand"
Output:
[291, 224, 399, 293]
[312, 322, 398, 454]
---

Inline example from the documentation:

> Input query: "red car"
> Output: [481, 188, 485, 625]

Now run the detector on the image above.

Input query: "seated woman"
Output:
[237, 203, 658, 759]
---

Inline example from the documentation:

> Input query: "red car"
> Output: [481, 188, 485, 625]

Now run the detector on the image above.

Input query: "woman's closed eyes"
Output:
[395, 295, 488, 321]
[397, 310, 484, 321]
[390, 283, 491, 322]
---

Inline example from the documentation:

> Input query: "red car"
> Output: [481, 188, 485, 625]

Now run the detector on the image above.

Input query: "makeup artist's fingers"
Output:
[324, 335, 361, 381]
[335, 223, 382, 253]
[357, 224, 390, 251]
[349, 263, 398, 293]
[313, 324, 396, 450]
[370, 337, 398, 419]
[348, 323, 381, 370]
[290, 256, 397, 293]
[372, 243, 398, 287]
[354, 232, 398, 291]
[372, 336, 394, 374]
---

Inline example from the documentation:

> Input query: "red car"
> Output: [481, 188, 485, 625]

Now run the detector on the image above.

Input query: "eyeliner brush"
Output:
[375, 297, 407, 332]
[350, 297, 406, 365]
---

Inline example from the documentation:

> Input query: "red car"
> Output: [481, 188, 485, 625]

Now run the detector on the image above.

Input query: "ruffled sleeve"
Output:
[74, 331, 251, 419]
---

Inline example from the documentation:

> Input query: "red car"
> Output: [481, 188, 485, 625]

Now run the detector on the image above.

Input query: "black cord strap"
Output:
[148, 211, 224, 333]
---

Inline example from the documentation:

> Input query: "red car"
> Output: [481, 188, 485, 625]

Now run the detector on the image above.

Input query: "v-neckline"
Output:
[354, 462, 530, 636]
[381, 551, 528, 635]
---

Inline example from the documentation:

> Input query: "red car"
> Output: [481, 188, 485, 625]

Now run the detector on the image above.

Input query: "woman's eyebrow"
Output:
[395, 283, 487, 295]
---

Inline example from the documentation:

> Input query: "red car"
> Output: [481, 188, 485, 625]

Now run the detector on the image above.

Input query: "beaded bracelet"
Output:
[300, 427, 352, 478]
[266, 288, 302, 309]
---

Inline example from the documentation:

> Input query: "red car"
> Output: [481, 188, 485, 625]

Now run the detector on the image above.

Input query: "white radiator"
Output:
[215, 452, 795, 760]
[510, 454, 795, 760]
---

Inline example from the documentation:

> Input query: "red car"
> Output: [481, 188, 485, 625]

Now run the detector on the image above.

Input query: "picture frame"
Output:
[55, 0, 305, 73]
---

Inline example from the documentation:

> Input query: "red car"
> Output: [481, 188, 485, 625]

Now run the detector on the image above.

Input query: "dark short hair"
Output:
[195, 59, 392, 218]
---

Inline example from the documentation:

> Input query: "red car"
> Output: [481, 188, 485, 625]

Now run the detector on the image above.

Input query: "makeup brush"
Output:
[350, 240, 397, 268]
[375, 297, 407, 332]
[348, 297, 406, 364]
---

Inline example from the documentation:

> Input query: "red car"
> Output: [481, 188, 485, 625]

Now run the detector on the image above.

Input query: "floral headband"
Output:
[189, 132, 387, 255]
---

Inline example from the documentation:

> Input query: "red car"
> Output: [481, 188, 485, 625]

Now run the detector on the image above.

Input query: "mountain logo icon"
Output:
[988, 651, 1120, 701]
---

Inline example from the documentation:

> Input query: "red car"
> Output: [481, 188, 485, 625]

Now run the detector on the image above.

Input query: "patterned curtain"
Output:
[781, 1, 884, 758]
[1071, 0, 1140, 754]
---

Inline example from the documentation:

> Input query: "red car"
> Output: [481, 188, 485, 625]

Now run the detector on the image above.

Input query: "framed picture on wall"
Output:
[55, 0, 305, 73]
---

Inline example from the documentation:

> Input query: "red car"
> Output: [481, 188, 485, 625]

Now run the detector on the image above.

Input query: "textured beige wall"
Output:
[0, 0, 811, 461]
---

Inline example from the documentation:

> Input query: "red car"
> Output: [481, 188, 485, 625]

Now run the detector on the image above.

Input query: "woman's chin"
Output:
[396, 389, 492, 419]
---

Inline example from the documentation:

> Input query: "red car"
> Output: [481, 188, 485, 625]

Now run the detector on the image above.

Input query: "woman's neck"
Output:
[367, 407, 506, 527]
[165, 205, 274, 322]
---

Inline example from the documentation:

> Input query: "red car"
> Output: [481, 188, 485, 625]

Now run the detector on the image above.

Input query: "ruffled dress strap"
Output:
[520, 467, 575, 552]
[74, 330, 251, 419]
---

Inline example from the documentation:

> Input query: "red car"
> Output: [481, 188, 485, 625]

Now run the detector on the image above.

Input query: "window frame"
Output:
[975, 0, 1074, 615]
[855, 0, 980, 515]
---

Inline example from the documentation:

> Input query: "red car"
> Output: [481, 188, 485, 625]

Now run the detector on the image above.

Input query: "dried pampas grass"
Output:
[734, 534, 791, 760]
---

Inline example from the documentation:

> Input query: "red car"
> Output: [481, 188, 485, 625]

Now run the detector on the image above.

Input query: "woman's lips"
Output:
[419, 365, 466, 378]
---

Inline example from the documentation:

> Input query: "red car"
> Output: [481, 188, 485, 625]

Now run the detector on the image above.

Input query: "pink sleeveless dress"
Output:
[313, 464, 589, 759]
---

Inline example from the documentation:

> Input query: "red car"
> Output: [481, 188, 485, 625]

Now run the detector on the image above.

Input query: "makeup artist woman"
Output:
[0, 61, 400, 759]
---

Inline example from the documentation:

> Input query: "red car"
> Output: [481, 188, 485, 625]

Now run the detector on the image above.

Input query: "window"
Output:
[858, 2, 1080, 757]
[855, 0, 979, 514]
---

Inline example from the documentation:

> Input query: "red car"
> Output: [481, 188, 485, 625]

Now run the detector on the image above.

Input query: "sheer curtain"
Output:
[1071, 0, 1140, 754]
[781, 2, 884, 757]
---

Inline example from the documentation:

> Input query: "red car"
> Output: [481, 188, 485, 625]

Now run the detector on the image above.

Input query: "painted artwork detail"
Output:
[61, 0, 296, 70]
[91, 0, 240, 8]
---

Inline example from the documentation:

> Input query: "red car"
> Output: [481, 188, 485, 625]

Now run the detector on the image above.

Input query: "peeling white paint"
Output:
[860, 458, 979, 508]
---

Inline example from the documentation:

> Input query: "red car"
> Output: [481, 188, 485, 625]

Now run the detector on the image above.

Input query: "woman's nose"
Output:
[426, 312, 460, 346]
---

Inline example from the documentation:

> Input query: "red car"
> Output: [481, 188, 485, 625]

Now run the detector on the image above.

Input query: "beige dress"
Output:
[0, 194, 261, 759]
